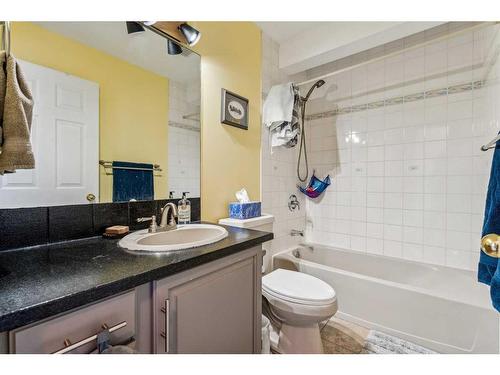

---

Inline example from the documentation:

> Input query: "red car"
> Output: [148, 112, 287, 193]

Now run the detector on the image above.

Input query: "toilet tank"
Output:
[218, 214, 274, 232]
[218, 214, 274, 272]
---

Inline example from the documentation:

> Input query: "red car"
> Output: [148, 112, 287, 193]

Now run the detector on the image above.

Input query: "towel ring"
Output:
[481, 234, 500, 258]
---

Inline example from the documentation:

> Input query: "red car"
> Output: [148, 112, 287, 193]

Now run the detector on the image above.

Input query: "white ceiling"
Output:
[256, 22, 329, 43]
[35, 22, 200, 83]
[256, 22, 445, 75]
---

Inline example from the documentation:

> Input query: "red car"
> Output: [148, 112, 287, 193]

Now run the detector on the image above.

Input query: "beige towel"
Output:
[0, 51, 6, 149]
[0, 53, 35, 174]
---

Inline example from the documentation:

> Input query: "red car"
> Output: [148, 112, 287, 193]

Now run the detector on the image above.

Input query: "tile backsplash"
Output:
[0, 199, 201, 251]
[302, 24, 500, 271]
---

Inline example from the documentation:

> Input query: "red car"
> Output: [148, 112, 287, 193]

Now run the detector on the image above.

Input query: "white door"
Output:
[0, 60, 99, 208]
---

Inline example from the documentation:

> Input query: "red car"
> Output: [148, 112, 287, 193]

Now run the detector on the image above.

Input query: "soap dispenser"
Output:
[178, 192, 191, 224]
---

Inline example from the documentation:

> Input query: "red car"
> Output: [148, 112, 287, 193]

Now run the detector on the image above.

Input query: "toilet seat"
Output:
[262, 269, 336, 306]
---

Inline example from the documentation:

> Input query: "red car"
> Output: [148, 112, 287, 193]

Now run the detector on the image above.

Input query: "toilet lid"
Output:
[262, 269, 336, 305]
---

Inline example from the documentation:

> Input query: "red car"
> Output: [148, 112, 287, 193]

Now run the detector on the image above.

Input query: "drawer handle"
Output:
[52, 321, 128, 354]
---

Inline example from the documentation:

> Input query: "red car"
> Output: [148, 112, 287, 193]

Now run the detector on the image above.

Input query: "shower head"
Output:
[303, 79, 326, 102]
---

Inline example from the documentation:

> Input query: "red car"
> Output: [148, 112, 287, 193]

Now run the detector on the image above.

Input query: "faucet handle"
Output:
[136, 215, 158, 233]
[136, 215, 155, 223]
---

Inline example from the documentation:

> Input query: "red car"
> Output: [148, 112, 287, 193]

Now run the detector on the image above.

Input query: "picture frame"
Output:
[220, 88, 249, 130]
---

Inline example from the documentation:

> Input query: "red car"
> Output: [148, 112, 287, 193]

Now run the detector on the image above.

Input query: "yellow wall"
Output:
[194, 22, 262, 222]
[11, 22, 169, 202]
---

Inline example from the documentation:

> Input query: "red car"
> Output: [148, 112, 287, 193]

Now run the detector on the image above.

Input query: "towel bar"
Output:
[52, 321, 128, 354]
[481, 134, 500, 151]
[99, 160, 162, 175]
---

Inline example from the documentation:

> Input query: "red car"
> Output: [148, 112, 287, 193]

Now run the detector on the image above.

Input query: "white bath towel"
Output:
[263, 83, 295, 127]
[263, 83, 300, 152]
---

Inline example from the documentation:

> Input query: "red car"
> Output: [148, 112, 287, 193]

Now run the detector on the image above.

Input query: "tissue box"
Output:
[229, 201, 261, 219]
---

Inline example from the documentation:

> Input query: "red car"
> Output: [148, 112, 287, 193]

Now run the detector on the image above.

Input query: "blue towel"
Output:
[478, 137, 500, 312]
[112, 161, 154, 202]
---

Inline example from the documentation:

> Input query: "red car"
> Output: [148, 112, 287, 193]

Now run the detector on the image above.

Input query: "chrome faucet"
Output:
[136, 203, 178, 233]
[159, 202, 178, 230]
[290, 229, 304, 237]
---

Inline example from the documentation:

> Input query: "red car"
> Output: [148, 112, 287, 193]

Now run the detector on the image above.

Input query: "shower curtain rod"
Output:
[294, 22, 497, 88]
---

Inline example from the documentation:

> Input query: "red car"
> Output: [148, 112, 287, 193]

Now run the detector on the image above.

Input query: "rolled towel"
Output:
[0, 54, 35, 175]
[101, 345, 137, 354]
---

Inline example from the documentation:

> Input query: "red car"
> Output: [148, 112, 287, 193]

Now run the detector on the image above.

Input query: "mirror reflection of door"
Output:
[0, 60, 99, 208]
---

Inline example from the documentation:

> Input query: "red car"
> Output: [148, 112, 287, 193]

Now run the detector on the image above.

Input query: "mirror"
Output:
[0, 22, 200, 208]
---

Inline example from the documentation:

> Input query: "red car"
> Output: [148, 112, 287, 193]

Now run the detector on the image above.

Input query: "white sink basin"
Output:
[118, 224, 229, 252]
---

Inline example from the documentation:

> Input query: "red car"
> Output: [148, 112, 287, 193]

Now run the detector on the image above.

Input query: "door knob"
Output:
[481, 234, 500, 257]
[86, 193, 96, 202]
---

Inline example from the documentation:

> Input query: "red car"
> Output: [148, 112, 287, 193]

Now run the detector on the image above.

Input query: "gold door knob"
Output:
[481, 234, 500, 258]
[86, 193, 96, 202]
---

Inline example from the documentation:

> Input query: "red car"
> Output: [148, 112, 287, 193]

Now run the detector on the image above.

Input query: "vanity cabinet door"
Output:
[155, 247, 262, 354]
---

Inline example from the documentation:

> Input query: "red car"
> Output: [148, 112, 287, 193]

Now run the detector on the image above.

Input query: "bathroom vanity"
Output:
[0, 220, 271, 354]
[0, 21, 273, 355]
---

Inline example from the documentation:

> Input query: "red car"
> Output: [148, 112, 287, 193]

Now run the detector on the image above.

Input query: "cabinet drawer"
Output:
[10, 290, 136, 354]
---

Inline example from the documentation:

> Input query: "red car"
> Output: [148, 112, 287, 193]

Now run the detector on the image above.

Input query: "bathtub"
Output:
[274, 244, 499, 354]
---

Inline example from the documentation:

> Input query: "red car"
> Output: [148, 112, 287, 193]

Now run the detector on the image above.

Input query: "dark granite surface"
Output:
[0, 224, 272, 332]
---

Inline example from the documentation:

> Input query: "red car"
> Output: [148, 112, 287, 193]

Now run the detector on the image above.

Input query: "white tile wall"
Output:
[168, 79, 201, 198]
[261, 33, 306, 271]
[168, 126, 200, 198]
[302, 25, 500, 271]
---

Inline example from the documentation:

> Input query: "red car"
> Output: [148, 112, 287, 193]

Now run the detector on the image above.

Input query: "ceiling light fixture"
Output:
[126, 21, 145, 34]
[167, 39, 183, 55]
[178, 23, 201, 46]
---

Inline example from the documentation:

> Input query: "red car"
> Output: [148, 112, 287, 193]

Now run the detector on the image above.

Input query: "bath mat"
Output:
[362, 330, 437, 354]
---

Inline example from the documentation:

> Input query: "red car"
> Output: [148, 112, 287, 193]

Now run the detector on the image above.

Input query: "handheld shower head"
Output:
[303, 79, 326, 102]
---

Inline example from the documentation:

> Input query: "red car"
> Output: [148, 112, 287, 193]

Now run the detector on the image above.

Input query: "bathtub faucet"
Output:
[290, 229, 304, 237]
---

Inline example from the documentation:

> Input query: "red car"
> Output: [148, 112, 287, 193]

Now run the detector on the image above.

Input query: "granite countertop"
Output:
[0, 224, 273, 332]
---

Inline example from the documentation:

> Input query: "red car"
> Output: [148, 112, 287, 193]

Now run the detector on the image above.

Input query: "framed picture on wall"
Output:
[220, 88, 249, 130]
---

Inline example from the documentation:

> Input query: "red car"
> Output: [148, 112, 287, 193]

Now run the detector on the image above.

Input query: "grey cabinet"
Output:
[10, 291, 136, 354]
[6, 246, 262, 354]
[154, 246, 262, 354]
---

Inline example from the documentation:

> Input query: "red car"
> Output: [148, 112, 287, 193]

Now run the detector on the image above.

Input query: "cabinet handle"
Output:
[164, 299, 170, 353]
[52, 321, 127, 354]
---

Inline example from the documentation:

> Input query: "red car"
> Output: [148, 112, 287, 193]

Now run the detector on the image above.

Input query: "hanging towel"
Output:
[112, 161, 154, 202]
[0, 51, 6, 150]
[0, 54, 35, 175]
[263, 83, 301, 152]
[478, 135, 500, 312]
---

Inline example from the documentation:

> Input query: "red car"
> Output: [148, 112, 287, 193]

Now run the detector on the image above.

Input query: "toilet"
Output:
[262, 268, 337, 353]
[218, 214, 338, 354]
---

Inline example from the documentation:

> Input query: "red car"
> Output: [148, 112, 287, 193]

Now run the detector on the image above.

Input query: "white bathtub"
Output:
[274, 244, 499, 354]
